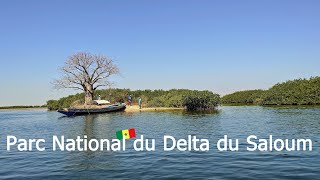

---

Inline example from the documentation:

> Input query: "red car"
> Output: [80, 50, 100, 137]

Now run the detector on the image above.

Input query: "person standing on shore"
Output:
[138, 97, 142, 109]
[128, 95, 132, 106]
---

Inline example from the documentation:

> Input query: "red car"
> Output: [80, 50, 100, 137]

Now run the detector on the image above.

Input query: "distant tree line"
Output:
[0, 105, 46, 109]
[47, 89, 221, 111]
[222, 76, 320, 105]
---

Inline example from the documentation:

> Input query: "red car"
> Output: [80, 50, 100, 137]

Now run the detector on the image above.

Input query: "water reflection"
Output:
[0, 107, 319, 179]
[83, 115, 94, 141]
[181, 109, 221, 118]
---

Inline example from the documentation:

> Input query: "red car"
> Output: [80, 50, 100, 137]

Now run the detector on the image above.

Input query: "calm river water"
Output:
[0, 106, 319, 179]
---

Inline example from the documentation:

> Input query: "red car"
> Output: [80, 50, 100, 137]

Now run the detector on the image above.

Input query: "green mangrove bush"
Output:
[262, 77, 320, 105]
[221, 76, 320, 106]
[183, 91, 220, 111]
[222, 90, 265, 105]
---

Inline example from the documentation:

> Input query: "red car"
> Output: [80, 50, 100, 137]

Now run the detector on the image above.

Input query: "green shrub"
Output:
[183, 91, 220, 111]
[46, 100, 59, 110]
[147, 96, 166, 107]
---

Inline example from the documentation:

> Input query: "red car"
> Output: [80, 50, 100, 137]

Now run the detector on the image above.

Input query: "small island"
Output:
[47, 52, 220, 115]
[43, 52, 320, 114]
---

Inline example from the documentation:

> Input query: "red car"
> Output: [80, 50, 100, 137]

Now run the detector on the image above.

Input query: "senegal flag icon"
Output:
[116, 128, 136, 140]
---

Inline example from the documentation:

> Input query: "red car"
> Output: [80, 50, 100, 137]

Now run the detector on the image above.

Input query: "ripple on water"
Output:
[0, 106, 319, 179]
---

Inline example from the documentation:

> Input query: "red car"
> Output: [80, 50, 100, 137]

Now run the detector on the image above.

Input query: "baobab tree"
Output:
[54, 52, 119, 104]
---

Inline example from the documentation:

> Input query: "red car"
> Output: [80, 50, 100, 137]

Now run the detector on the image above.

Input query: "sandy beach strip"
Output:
[125, 105, 183, 113]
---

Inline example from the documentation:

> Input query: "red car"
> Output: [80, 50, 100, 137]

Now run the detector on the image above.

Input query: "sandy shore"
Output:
[125, 105, 183, 113]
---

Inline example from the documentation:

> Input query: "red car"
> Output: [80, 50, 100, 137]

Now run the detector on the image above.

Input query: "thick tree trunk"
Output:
[85, 91, 94, 104]
[84, 83, 94, 104]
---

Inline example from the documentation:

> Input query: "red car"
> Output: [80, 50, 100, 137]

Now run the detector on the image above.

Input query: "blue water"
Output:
[0, 106, 319, 179]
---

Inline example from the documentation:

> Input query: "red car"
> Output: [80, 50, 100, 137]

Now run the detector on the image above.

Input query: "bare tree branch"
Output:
[53, 52, 120, 104]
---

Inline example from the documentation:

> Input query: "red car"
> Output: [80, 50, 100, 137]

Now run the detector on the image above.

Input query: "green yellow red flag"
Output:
[116, 128, 136, 140]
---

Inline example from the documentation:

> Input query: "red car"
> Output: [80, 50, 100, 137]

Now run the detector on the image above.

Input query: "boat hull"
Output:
[57, 103, 126, 116]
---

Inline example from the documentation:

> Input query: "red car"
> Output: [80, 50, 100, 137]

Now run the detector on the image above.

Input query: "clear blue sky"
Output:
[0, 0, 319, 106]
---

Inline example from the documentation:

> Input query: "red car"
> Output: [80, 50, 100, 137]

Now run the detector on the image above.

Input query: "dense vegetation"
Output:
[47, 89, 220, 110]
[183, 91, 220, 111]
[222, 77, 320, 105]
[221, 90, 265, 105]
[262, 77, 320, 105]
